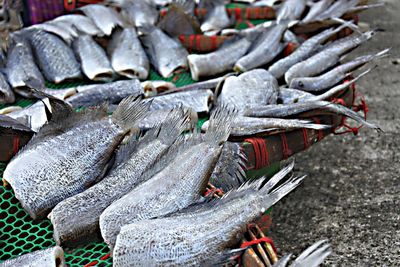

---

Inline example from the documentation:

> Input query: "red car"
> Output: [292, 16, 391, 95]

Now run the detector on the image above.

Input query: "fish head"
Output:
[289, 77, 312, 90]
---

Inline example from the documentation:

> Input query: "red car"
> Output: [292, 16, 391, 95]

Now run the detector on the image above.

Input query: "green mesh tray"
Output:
[0, 13, 278, 265]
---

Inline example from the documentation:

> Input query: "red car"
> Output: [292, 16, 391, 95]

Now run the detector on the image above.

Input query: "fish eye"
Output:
[298, 81, 304, 88]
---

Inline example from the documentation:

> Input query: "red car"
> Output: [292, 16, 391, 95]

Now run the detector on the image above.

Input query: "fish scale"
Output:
[27, 29, 82, 84]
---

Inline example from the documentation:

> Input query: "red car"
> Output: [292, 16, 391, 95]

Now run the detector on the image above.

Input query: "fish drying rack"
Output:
[0, 5, 362, 265]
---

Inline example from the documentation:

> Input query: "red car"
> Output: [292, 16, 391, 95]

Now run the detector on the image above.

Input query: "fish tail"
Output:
[326, 102, 382, 132]
[111, 95, 149, 131]
[204, 106, 236, 145]
[157, 107, 198, 145]
[291, 240, 332, 267]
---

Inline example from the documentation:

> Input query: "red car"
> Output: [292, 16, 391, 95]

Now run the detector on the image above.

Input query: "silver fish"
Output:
[5, 34, 45, 95]
[285, 31, 375, 84]
[0, 114, 34, 133]
[276, 0, 306, 23]
[100, 107, 235, 250]
[0, 246, 66, 267]
[0, 72, 15, 104]
[188, 37, 252, 81]
[108, 28, 149, 80]
[140, 26, 188, 78]
[121, 0, 159, 29]
[27, 29, 82, 83]
[222, 116, 330, 136]
[217, 69, 279, 113]
[234, 24, 287, 72]
[147, 89, 214, 113]
[290, 49, 389, 92]
[3, 96, 149, 219]
[53, 14, 103, 36]
[268, 23, 351, 79]
[200, 0, 232, 32]
[80, 4, 122, 36]
[243, 101, 381, 132]
[112, 163, 305, 266]
[73, 34, 114, 81]
[141, 80, 176, 96]
[302, 0, 334, 23]
[66, 79, 143, 108]
[49, 109, 191, 246]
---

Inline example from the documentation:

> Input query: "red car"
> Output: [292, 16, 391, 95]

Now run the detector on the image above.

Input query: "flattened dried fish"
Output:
[100, 107, 235, 250]
[66, 79, 143, 108]
[188, 37, 252, 80]
[5, 33, 45, 96]
[217, 69, 279, 113]
[147, 89, 214, 113]
[50, 109, 191, 246]
[140, 26, 188, 78]
[108, 28, 149, 80]
[200, 0, 232, 32]
[27, 29, 82, 83]
[3, 96, 149, 219]
[0, 246, 66, 267]
[73, 34, 114, 81]
[121, 0, 159, 29]
[80, 4, 122, 36]
[112, 163, 304, 266]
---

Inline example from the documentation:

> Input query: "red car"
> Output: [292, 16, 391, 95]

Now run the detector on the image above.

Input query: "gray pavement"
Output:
[269, 1, 400, 265]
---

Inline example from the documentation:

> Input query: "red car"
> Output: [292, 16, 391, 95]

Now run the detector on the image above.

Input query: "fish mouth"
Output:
[92, 72, 115, 82]
[118, 68, 148, 80]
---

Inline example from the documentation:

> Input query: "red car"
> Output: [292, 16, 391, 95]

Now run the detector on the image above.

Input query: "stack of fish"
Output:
[0, 0, 387, 266]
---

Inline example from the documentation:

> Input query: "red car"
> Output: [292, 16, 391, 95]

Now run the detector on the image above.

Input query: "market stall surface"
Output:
[270, 0, 400, 265]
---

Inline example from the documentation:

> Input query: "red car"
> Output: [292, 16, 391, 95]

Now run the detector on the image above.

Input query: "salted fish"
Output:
[49, 108, 191, 246]
[80, 4, 122, 36]
[2, 96, 149, 219]
[0, 246, 66, 267]
[100, 107, 235, 249]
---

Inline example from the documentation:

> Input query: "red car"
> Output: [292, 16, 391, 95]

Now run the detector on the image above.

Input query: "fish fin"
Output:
[204, 106, 236, 145]
[291, 240, 332, 267]
[214, 72, 236, 99]
[272, 254, 292, 267]
[136, 106, 193, 149]
[111, 95, 149, 131]
[139, 131, 203, 182]
[206, 248, 245, 266]
[209, 142, 248, 191]
[156, 107, 195, 143]
[157, 4, 201, 37]
[110, 133, 141, 171]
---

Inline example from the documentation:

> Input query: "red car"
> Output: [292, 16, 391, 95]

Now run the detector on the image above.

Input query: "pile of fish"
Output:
[0, 0, 387, 266]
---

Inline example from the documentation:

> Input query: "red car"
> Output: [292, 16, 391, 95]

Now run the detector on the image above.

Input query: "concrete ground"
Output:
[269, 1, 400, 266]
